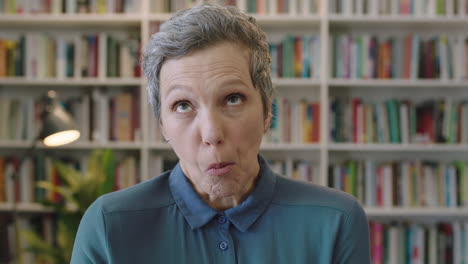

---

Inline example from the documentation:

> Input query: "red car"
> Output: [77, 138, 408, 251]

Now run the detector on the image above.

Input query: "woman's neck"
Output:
[194, 173, 259, 211]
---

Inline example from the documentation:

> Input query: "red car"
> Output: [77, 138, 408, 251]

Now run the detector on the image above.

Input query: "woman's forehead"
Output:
[159, 43, 253, 96]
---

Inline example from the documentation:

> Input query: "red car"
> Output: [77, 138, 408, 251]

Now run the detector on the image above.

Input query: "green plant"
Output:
[22, 149, 116, 264]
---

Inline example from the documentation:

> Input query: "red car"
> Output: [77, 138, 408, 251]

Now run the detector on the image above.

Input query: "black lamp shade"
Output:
[39, 102, 80, 146]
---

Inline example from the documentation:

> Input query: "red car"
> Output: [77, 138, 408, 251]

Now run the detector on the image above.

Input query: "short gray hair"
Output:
[142, 3, 273, 121]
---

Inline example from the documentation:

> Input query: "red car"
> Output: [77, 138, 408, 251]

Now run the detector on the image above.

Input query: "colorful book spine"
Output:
[369, 221, 465, 264]
[269, 34, 320, 79]
[331, 97, 468, 144]
[332, 33, 468, 80]
[330, 159, 468, 208]
[265, 97, 320, 144]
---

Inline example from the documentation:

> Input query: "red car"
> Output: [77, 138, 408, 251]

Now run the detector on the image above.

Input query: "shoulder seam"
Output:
[343, 199, 358, 230]
[99, 198, 111, 260]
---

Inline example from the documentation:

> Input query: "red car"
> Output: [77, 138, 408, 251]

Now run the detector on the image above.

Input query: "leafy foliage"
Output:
[22, 149, 115, 264]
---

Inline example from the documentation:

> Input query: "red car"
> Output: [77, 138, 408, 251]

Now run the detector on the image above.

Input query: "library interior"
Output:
[1, 0, 468, 263]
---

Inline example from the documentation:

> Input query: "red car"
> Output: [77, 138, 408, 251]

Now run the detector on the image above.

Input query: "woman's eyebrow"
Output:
[217, 78, 252, 89]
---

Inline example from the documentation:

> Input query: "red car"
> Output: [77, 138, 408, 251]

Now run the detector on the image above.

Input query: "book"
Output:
[330, 0, 468, 16]
[332, 32, 463, 80]
[269, 34, 320, 79]
[369, 221, 468, 263]
[114, 92, 133, 141]
[330, 159, 468, 208]
[331, 97, 468, 144]
[265, 96, 320, 144]
[1, 0, 141, 14]
[0, 158, 4, 202]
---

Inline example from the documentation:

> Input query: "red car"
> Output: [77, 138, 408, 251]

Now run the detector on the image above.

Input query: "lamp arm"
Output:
[9, 134, 41, 262]
[11, 134, 40, 195]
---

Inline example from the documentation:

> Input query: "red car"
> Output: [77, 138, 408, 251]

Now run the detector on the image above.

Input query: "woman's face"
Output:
[159, 42, 270, 201]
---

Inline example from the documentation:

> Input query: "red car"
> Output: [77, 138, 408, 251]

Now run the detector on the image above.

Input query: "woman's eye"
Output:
[175, 102, 192, 113]
[226, 94, 244, 106]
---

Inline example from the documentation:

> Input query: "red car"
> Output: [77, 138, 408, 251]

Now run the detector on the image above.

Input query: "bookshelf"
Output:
[0, 77, 142, 86]
[0, 0, 467, 214]
[365, 207, 468, 220]
[0, 14, 142, 26]
[2, 0, 468, 262]
[0, 203, 52, 214]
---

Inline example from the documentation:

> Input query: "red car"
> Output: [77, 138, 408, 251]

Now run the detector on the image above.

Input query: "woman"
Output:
[71, 4, 370, 263]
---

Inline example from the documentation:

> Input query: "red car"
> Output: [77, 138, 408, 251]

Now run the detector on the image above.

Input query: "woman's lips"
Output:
[206, 162, 234, 176]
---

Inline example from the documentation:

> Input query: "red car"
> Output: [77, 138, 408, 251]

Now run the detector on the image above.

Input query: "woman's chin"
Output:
[208, 182, 242, 198]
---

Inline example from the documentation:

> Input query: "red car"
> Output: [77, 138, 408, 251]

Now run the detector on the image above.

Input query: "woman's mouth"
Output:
[206, 162, 234, 176]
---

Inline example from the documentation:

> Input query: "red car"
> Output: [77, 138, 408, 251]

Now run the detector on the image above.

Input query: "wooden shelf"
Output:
[251, 14, 322, 27]
[148, 14, 322, 27]
[0, 141, 142, 150]
[328, 143, 468, 152]
[261, 143, 321, 151]
[329, 79, 468, 88]
[272, 78, 321, 87]
[0, 14, 141, 27]
[365, 207, 468, 219]
[3, 13, 467, 28]
[56, 141, 143, 150]
[329, 14, 468, 26]
[148, 142, 172, 150]
[0, 77, 141, 86]
[147, 13, 172, 22]
[0, 203, 52, 213]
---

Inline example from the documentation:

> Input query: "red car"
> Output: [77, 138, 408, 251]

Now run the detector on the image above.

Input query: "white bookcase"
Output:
[3, 0, 468, 263]
[1, 0, 468, 225]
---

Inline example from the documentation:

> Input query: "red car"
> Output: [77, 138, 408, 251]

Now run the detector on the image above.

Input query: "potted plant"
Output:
[21, 149, 115, 264]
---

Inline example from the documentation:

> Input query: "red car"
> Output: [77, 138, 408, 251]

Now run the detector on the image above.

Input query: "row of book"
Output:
[0, 96, 37, 141]
[268, 159, 319, 183]
[0, 154, 139, 204]
[331, 0, 468, 17]
[89, 89, 140, 142]
[331, 34, 467, 80]
[151, 0, 236, 13]
[151, 0, 319, 15]
[330, 97, 468, 144]
[370, 221, 468, 264]
[0, 0, 141, 14]
[0, 215, 53, 264]
[0, 155, 56, 204]
[114, 155, 138, 190]
[329, 159, 468, 208]
[264, 97, 320, 144]
[0, 32, 141, 79]
[268, 35, 320, 79]
[0, 89, 140, 143]
[246, 0, 319, 15]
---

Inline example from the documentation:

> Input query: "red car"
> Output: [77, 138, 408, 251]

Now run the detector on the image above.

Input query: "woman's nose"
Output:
[199, 109, 224, 147]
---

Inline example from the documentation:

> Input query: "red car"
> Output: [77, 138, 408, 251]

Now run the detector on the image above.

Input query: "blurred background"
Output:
[1, 0, 468, 263]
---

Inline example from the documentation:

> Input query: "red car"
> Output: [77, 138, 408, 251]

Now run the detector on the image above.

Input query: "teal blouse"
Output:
[71, 156, 371, 263]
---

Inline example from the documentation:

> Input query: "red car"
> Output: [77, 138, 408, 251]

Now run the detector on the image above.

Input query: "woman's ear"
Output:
[159, 118, 169, 142]
[264, 111, 272, 133]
